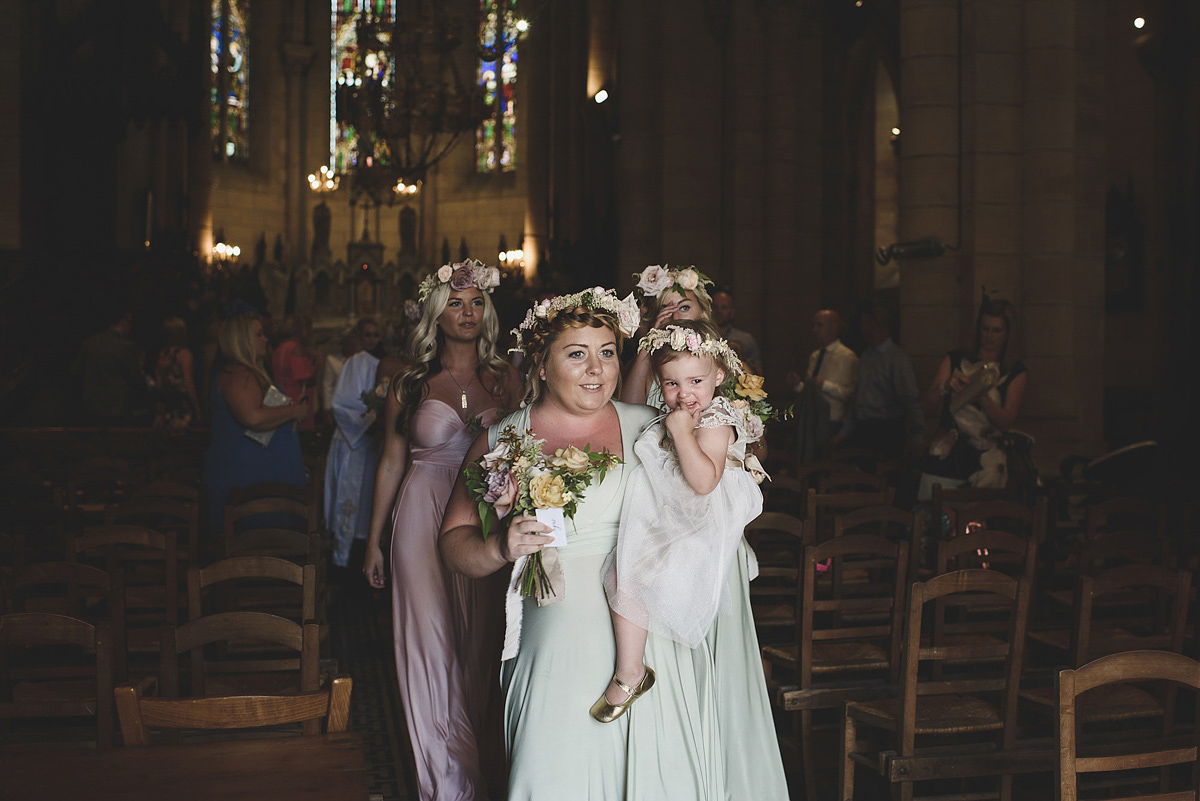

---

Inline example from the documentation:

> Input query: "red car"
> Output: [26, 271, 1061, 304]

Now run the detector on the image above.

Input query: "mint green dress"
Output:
[492, 401, 789, 801]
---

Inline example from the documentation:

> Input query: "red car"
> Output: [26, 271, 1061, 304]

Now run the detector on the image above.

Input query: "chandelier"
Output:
[339, 1, 489, 205]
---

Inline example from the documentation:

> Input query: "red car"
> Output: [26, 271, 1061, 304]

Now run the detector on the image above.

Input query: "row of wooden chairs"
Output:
[749, 490, 1186, 800]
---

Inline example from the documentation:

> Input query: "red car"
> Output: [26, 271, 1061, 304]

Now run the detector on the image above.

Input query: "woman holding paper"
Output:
[922, 297, 1027, 489]
[201, 312, 308, 533]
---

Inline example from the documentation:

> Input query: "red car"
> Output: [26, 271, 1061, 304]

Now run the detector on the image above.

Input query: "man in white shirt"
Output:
[788, 310, 858, 435]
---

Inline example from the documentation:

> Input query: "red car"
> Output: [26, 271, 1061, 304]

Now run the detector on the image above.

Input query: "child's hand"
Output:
[664, 404, 698, 441]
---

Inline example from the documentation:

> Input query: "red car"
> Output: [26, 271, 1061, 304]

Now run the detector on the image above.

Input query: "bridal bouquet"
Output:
[720, 372, 792, 444]
[464, 424, 621, 598]
[360, 379, 389, 417]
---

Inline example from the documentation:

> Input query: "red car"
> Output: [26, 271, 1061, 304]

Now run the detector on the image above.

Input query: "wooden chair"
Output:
[115, 674, 352, 746]
[1022, 564, 1192, 750]
[1, 562, 125, 666]
[162, 611, 321, 735]
[224, 497, 317, 539]
[70, 525, 178, 682]
[228, 482, 313, 508]
[104, 498, 200, 566]
[795, 459, 868, 491]
[819, 469, 889, 495]
[835, 505, 923, 587]
[1056, 650, 1200, 801]
[744, 513, 811, 633]
[761, 475, 805, 517]
[805, 486, 896, 544]
[840, 569, 1032, 801]
[765, 534, 909, 801]
[187, 556, 316, 625]
[129, 480, 200, 504]
[0, 612, 114, 749]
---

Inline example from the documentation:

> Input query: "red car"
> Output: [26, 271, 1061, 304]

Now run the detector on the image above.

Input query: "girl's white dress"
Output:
[604, 396, 763, 647]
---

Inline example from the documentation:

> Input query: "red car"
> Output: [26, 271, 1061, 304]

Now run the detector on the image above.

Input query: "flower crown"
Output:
[632, 264, 714, 301]
[417, 259, 501, 303]
[638, 324, 745, 376]
[510, 287, 642, 354]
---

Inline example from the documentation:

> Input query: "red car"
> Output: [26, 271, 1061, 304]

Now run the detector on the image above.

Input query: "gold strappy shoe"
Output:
[589, 666, 656, 723]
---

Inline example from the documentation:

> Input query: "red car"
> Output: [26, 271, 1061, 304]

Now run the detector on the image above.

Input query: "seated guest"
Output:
[202, 312, 308, 533]
[921, 297, 1027, 492]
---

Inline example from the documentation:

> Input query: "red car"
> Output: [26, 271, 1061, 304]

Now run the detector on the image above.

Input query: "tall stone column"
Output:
[281, 7, 316, 266]
[897, 0, 963, 379]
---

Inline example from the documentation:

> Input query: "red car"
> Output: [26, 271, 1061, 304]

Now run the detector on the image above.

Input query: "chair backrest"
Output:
[795, 459, 868, 490]
[799, 534, 909, 688]
[1068, 563, 1192, 667]
[188, 556, 316, 624]
[743, 512, 810, 569]
[834, 506, 922, 587]
[221, 527, 323, 566]
[936, 527, 1038, 584]
[1085, 496, 1165, 542]
[162, 611, 320, 701]
[899, 570, 1030, 755]
[818, 470, 888, 495]
[224, 497, 315, 537]
[129, 480, 200, 504]
[228, 482, 312, 507]
[805, 487, 896, 543]
[0, 612, 114, 748]
[1057, 650, 1200, 801]
[105, 498, 199, 564]
[115, 674, 352, 746]
[761, 475, 805, 516]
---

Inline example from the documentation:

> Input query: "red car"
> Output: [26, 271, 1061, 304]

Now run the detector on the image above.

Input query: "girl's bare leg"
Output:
[607, 610, 649, 704]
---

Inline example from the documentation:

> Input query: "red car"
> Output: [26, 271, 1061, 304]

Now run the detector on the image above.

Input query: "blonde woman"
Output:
[362, 262, 519, 801]
[201, 312, 308, 533]
[620, 265, 715, 407]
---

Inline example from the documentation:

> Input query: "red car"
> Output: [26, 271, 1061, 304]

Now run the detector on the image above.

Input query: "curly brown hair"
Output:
[520, 307, 627, 406]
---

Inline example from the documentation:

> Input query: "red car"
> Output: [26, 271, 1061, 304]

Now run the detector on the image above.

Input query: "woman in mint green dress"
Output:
[439, 290, 788, 800]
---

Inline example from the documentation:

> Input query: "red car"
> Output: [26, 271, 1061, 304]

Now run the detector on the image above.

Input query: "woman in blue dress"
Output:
[202, 312, 309, 533]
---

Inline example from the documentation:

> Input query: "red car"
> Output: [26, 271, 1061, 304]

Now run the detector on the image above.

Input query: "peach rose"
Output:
[734, 374, 767, 402]
[529, 471, 569, 509]
[550, 445, 591, 473]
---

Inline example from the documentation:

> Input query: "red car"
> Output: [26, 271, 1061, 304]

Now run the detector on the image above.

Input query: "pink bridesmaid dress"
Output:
[389, 400, 502, 801]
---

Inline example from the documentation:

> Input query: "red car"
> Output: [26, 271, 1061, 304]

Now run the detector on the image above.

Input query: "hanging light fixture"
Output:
[339, 0, 490, 205]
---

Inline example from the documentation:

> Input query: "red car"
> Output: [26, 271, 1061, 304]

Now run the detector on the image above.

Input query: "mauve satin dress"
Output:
[388, 400, 503, 801]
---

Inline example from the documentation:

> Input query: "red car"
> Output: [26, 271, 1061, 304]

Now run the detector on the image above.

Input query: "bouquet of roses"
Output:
[719, 373, 792, 443]
[464, 424, 621, 598]
[360, 379, 390, 417]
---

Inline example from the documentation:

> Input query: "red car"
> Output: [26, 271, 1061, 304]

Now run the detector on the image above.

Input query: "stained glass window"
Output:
[476, 0, 518, 173]
[210, 0, 250, 161]
[332, 1, 395, 174]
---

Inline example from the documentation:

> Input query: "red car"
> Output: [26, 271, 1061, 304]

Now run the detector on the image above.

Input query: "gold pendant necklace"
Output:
[446, 369, 473, 410]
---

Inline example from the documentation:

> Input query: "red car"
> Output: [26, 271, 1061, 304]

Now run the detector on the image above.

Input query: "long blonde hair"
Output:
[392, 283, 508, 435]
[217, 313, 271, 391]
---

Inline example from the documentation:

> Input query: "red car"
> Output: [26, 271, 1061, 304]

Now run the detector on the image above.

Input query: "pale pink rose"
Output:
[480, 440, 511, 471]
[637, 265, 673, 297]
[437, 264, 454, 282]
[742, 414, 765, 442]
[482, 266, 501, 291]
[616, 294, 641, 337]
[676, 268, 700, 291]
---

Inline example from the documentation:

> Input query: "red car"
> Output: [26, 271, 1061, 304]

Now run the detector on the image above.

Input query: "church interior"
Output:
[1, 0, 1199, 798]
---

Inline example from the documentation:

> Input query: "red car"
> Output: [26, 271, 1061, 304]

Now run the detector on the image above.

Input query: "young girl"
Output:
[594, 320, 765, 722]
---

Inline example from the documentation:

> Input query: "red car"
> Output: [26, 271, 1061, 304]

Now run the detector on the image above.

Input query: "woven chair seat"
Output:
[13, 678, 97, 705]
[1020, 681, 1164, 724]
[848, 693, 1003, 735]
[761, 641, 889, 674]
